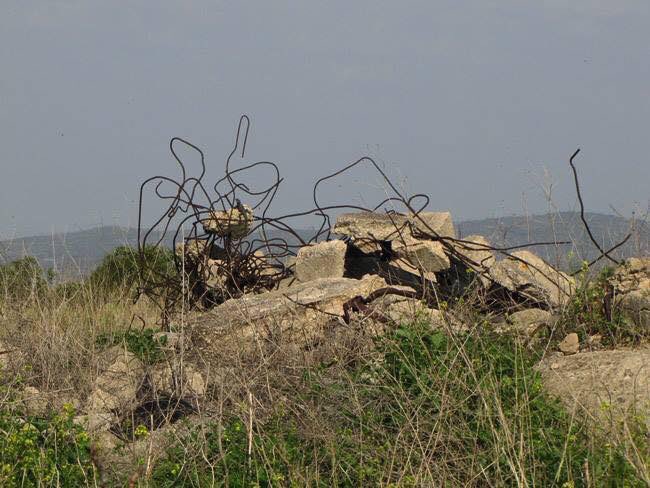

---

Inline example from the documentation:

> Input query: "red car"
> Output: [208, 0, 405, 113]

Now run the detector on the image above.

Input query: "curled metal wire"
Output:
[137, 116, 633, 323]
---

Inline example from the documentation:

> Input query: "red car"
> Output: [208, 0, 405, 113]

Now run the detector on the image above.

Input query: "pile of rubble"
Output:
[178, 207, 576, 313]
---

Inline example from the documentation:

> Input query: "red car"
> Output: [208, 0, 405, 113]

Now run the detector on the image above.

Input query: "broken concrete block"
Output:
[609, 257, 650, 329]
[410, 211, 456, 239]
[190, 275, 391, 366]
[489, 250, 575, 309]
[87, 348, 144, 414]
[333, 212, 412, 242]
[295, 240, 347, 282]
[396, 241, 450, 273]
[202, 205, 253, 238]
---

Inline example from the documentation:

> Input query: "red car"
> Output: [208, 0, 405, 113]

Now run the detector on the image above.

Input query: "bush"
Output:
[559, 263, 643, 347]
[89, 245, 176, 295]
[0, 403, 96, 486]
[0, 256, 47, 305]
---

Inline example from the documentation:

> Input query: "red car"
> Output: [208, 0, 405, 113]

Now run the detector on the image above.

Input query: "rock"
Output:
[558, 333, 580, 355]
[22, 386, 48, 416]
[87, 348, 144, 414]
[609, 257, 650, 329]
[396, 241, 451, 273]
[150, 362, 206, 397]
[190, 275, 392, 365]
[202, 205, 253, 238]
[489, 250, 575, 309]
[175, 239, 210, 260]
[453, 235, 495, 270]
[333, 212, 413, 242]
[153, 332, 183, 351]
[0, 341, 14, 370]
[538, 348, 650, 423]
[334, 211, 455, 249]
[410, 211, 456, 239]
[74, 412, 114, 433]
[295, 240, 347, 282]
[506, 308, 555, 337]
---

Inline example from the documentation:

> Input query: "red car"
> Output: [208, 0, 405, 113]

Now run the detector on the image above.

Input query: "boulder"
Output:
[396, 241, 450, 273]
[150, 362, 206, 398]
[558, 333, 580, 355]
[334, 211, 455, 249]
[609, 257, 650, 329]
[506, 308, 555, 338]
[190, 275, 390, 365]
[453, 235, 495, 270]
[22, 386, 49, 416]
[295, 240, 347, 282]
[410, 211, 456, 239]
[333, 212, 412, 242]
[538, 348, 650, 423]
[86, 348, 144, 415]
[202, 204, 253, 238]
[489, 250, 575, 309]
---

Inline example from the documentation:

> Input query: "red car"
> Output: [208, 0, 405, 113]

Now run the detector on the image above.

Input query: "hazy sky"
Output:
[1, 0, 649, 238]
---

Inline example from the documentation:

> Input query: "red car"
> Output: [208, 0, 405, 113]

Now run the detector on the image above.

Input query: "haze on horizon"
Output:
[1, 0, 648, 239]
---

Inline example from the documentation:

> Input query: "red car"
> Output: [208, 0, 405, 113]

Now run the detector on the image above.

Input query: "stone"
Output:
[410, 211, 456, 239]
[333, 212, 412, 242]
[22, 386, 48, 416]
[538, 348, 650, 424]
[153, 332, 183, 351]
[453, 235, 495, 270]
[175, 239, 209, 260]
[489, 250, 575, 309]
[609, 257, 650, 329]
[396, 240, 450, 273]
[506, 308, 555, 337]
[334, 211, 455, 248]
[202, 205, 253, 238]
[0, 341, 14, 370]
[87, 348, 144, 414]
[74, 412, 114, 433]
[295, 240, 347, 282]
[150, 362, 206, 397]
[558, 333, 580, 355]
[190, 275, 391, 366]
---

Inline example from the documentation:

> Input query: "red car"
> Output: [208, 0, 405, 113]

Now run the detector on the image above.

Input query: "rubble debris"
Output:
[489, 250, 575, 309]
[609, 257, 650, 329]
[190, 275, 392, 365]
[295, 240, 347, 282]
[202, 204, 253, 238]
[538, 348, 650, 424]
[558, 332, 580, 355]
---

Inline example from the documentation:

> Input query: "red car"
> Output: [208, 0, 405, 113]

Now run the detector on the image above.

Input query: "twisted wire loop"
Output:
[136, 116, 632, 324]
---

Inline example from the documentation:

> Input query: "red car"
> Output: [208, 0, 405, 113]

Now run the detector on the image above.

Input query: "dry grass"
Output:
[0, 264, 648, 487]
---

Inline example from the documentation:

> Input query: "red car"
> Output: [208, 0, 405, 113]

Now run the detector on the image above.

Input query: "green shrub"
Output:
[89, 245, 176, 294]
[0, 256, 47, 304]
[560, 263, 642, 347]
[96, 328, 168, 365]
[0, 403, 96, 486]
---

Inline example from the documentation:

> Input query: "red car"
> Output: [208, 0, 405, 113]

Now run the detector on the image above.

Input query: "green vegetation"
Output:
[96, 328, 168, 365]
[89, 245, 176, 295]
[0, 401, 96, 487]
[559, 263, 642, 347]
[149, 317, 649, 486]
[0, 256, 47, 304]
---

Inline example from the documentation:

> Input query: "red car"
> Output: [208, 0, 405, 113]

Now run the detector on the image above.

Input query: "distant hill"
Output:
[1, 212, 647, 278]
[457, 212, 649, 271]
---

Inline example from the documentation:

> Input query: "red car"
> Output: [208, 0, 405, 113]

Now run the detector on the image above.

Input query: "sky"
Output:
[1, 0, 649, 238]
